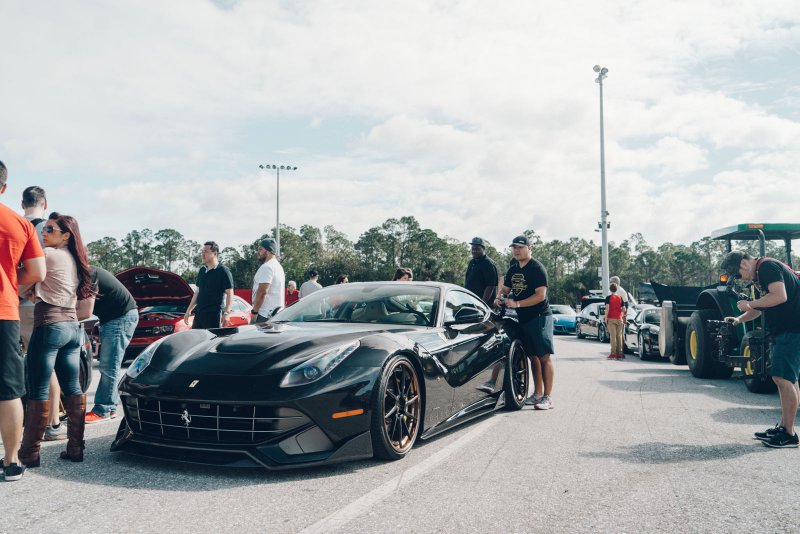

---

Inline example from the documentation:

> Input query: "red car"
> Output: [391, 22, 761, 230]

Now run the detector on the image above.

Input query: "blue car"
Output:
[551, 304, 577, 334]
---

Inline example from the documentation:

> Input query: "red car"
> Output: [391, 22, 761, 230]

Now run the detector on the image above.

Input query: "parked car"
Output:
[624, 305, 661, 360]
[576, 302, 608, 342]
[550, 304, 577, 334]
[111, 282, 530, 469]
[114, 267, 253, 362]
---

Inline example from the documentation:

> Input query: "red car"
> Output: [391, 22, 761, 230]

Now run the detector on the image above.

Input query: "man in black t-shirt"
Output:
[722, 251, 800, 449]
[185, 241, 234, 330]
[495, 235, 554, 410]
[465, 237, 498, 305]
[85, 266, 139, 423]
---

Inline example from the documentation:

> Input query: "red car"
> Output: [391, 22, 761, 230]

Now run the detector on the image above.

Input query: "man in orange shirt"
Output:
[0, 161, 46, 481]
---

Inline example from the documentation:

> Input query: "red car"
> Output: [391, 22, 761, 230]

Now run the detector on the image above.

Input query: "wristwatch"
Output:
[250, 310, 259, 315]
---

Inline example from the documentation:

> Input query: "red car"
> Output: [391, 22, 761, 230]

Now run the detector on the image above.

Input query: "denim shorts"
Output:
[771, 331, 800, 383]
[519, 315, 555, 357]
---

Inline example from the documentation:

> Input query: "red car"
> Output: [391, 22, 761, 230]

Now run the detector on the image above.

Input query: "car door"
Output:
[584, 303, 601, 337]
[439, 289, 504, 414]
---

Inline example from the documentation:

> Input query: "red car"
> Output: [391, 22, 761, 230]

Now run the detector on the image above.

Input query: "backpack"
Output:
[29, 217, 45, 228]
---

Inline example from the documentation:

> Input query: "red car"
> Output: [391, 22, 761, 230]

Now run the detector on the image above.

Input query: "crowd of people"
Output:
[3, 158, 798, 483]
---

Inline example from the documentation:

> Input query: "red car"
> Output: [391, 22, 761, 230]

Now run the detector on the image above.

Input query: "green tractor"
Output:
[657, 223, 800, 393]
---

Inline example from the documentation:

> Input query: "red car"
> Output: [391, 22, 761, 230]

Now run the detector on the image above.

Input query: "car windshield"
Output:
[272, 283, 440, 326]
[643, 309, 661, 325]
[550, 305, 576, 315]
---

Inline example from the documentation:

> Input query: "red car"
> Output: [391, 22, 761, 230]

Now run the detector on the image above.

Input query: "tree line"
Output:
[86, 216, 798, 306]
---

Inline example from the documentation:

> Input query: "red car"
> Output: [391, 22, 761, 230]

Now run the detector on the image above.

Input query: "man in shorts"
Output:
[495, 235, 555, 410]
[0, 161, 47, 481]
[722, 250, 800, 448]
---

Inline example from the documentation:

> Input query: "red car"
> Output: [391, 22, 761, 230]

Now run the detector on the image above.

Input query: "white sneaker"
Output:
[534, 395, 553, 410]
[524, 393, 543, 406]
[43, 423, 68, 441]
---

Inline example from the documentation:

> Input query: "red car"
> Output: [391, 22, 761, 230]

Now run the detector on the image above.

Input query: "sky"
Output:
[2, 0, 800, 253]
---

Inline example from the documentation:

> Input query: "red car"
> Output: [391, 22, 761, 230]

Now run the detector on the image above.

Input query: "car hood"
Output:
[116, 267, 194, 307]
[149, 322, 418, 377]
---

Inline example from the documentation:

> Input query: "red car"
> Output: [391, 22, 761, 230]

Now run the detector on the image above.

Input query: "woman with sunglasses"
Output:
[18, 213, 94, 467]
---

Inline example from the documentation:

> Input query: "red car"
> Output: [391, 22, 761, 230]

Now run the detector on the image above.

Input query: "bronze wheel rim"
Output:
[383, 360, 420, 454]
[511, 344, 528, 402]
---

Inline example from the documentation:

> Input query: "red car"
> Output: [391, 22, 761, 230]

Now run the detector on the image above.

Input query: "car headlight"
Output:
[280, 341, 360, 388]
[126, 337, 167, 379]
[152, 325, 174, 335]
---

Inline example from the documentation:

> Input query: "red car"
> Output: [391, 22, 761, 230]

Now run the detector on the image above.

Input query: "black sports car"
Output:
[624, 305, 661, 360]
[111, 282, 529, 469]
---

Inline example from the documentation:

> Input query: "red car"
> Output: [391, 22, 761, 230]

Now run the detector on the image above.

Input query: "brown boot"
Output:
[60, 394, 86, 462]
[18, 399, 51, 468]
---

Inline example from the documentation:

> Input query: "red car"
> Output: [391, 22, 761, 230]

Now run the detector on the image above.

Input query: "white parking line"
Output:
[299, 415, 501, 534]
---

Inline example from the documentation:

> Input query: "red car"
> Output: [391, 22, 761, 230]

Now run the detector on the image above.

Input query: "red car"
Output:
[116, 267, 252, 361]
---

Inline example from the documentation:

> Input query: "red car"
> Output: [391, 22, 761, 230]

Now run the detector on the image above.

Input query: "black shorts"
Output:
[0, 320, 25, 400]
[519, 315, 555, 357]
[192, 310, 222, 330]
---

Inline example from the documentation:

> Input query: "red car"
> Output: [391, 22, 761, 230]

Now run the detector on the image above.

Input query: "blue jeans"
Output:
[26, 321, 83, 400]
[91, 309, 138, 416]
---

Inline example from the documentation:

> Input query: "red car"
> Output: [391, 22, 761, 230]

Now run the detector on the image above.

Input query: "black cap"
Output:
[720, 250, 746, 278]
[509, 235, 531, 247]
[259, 238, 276, 253]
[469, 237, 486, 248]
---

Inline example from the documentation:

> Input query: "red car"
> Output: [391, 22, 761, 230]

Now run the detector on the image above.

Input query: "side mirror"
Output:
[589, 311, 597, 318]
[445, 307, 484, 326]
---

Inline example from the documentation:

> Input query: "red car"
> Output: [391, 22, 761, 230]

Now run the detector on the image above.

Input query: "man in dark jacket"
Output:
[465, 237, 498, 305]
[722, 251, 800, 448]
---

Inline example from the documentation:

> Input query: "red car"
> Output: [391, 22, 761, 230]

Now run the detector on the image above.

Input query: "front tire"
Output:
[504, 340, 529, 410]
[371, 355, 422, 461]
[685, 310, 733, 379]
[638, 334, 648, 361]
[597, 324, 608, 343]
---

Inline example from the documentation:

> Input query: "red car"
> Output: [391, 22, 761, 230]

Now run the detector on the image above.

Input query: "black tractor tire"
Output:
[503, 340, 529, 411]
[741, 333, 778, 394]
[685, 310, 733, 379]
[669, 317, 689, 365]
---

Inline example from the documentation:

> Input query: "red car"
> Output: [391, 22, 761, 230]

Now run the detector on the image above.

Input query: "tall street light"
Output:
[594, 64, 610, 296]
[258, 164, 298, 256]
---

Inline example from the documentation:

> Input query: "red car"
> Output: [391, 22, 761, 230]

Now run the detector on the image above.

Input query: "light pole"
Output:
[593, 64, 610, 296]
[258, 164, 298, 257]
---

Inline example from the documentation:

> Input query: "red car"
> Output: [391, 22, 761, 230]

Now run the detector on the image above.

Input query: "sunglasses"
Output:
[43, 225, 63, 234]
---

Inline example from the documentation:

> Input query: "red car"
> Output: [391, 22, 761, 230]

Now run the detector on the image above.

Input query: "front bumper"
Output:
[110, 367, 379, 469]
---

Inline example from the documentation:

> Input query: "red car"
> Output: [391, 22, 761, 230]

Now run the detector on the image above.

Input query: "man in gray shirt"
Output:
[299, 269, 323, 298]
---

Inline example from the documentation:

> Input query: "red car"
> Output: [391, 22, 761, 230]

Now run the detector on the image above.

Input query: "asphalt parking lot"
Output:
[2, 335, 797, 534]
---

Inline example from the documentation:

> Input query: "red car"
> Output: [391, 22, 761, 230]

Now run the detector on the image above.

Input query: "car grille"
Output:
[134, 326, 169, 337]
[122, 397, 310, 445]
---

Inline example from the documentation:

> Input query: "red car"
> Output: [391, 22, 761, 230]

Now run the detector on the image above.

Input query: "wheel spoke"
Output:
[386, 389, 397, 401]
[406, 394, 419, 405]
[384, 405, 398, 419]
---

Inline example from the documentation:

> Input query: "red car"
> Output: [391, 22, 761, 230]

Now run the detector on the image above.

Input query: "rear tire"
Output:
[503, 340, 529, 411]
[741, 333, 778, 394]
[685, 310, 733, 379]
[371, 355, 422, 461]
